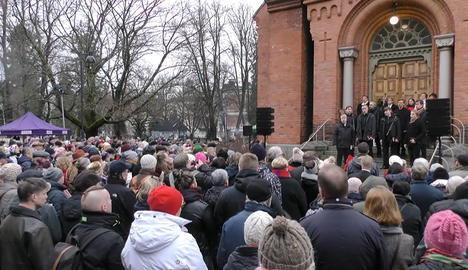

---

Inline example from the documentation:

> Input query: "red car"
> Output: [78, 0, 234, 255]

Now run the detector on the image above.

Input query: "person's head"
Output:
[292, 147, 304, 163]
[244, 210, 273, 246]
[42, 167, 65, 184]
[412, 163, 429, 181]
[211, 157, 226, 169]
[228, 152, 242, 167]
[408, 98, 415, 106]
[86, 161, 103, 177]
[345, 106, 353, 115]
[387, 97, 394, 105]
[148, 185, 184, 216]
[362, 95, 368, 102]
[340, 114, 347, 125]
[360, 175, 389, 199]
[195, 152, 207, 165]
[387, 163, 404, 175]
[303, 151, 318, 169]
[456, 155, 468, 168]
[74, 170, 101, 192]
[211, 169, 228, 186]
[17, 178, 49, 210]
[369, 101, 376, 110]
[384, 107, 392, 117]
[258, 216, 315, 270]
[173, 153, 189, 169]
[429, 93, 437, 99]
[419, 93, 427, 100]
[22, 147, 34, 158]
[217, 148, 229, 161]
[361, 155, 373, 171]
[453, 182, 468, 200]
[173, 170, 196, 191]
[136, 176, 163, 203]
[392, 180, 410, 196]
[415, 100, 424, 110]
[364, 186, 402, 226]
[318, 165, 348, 199]
[250, 143, 266, 162]
[398, 99, 405, 108]
[76, 157, 91, 173]
[109, 160, 129, 181]
[272, 156, 288, 170]
[413, 158, 429, 171]
[239, 153, 259, 171]
[446, 176, 466, 195]
[266, 146, 283, 163]
[0, 163, 22, 183]
[56, 156, 71, 170]
[246, 179, 272, 207]
[348, 177, 362, 194]
[140, 154, 157, 172]
[425, 210, 468, 256]
[362, 104, 369, 114]
[433, 167, 449, 181]
[81, 186, 112, 213]
[357, 142, 369, 154]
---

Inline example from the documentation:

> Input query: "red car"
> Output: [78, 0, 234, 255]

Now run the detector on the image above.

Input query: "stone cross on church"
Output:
[254, 0, 465, 145]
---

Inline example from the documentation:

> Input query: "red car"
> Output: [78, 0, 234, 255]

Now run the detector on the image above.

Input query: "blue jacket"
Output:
[46, 180, 69, 217]
[217, 202, 276, 269]
[300, 199, 389, 270]
[410, 180, 444, 220]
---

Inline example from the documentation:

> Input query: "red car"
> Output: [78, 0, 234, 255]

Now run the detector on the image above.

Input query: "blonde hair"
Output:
[86, 161, 102, 173]
[137, 177, 162, 202]
[364, 186, 403, 226]
[272, 156, 288, 170]
[56, 156, 70, 170]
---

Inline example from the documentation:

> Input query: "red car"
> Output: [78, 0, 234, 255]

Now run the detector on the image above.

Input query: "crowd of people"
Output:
[0, 114, 466, 269]
[336, 92, 436, 168]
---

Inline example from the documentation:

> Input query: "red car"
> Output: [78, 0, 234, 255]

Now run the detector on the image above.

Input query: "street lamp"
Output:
[79, 52, 95, 139]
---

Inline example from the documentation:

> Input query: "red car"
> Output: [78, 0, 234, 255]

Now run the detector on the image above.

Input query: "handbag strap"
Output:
[390, 235, 401, 270]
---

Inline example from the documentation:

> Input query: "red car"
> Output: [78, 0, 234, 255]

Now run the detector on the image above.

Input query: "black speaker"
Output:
[243, 125, 253, 136]
[257, 107, 275, 136]
[426, 98, 451, 137]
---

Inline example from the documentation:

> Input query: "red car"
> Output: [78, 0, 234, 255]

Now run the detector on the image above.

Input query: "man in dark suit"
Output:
[349, 155, 374, 182]
[395, 99, 410, 158]
[357, 95, 369, 116]
[383, 97, 398, 113]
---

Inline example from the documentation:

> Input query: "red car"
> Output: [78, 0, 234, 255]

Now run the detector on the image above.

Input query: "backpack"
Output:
[44, 225, 109, 270]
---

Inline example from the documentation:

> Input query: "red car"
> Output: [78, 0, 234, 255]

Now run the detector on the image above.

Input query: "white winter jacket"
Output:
[121, 210, 207, 270]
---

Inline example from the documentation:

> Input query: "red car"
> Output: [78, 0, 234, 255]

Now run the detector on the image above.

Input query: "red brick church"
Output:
[255, 0, 468, 144]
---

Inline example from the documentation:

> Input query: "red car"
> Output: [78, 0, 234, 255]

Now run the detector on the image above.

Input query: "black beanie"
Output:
[432, 167, 449, 181]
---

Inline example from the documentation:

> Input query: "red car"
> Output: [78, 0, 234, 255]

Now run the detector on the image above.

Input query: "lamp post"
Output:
[79, 52, 95, 139]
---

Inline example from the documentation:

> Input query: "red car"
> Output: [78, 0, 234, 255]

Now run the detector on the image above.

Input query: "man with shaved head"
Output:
[68, 186, 125, 270]
[300, 165, 389, 270]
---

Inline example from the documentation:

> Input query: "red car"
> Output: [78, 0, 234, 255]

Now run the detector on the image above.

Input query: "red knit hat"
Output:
[147, 186, 183, 215]
[425, 210, 468, 255]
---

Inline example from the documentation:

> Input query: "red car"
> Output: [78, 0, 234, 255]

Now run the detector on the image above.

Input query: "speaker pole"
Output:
[263, 135, 267, 149]
[438, 136, 442, 164]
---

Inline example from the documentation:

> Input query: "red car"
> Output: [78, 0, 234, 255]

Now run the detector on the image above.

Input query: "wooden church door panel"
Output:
[401, 60, 431, 100]
[372, 62, 400, 102]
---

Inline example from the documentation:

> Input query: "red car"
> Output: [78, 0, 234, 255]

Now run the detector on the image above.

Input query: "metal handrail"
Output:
[451, 124, 461, 145]
[451, 116, 465, 145]
[298, 117, 334, 151]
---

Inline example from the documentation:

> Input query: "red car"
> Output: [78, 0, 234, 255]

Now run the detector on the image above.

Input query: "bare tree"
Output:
[226, 3, 257, 132]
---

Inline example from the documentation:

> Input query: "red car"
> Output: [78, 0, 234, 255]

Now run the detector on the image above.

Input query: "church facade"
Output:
[255, 0, 468, 144]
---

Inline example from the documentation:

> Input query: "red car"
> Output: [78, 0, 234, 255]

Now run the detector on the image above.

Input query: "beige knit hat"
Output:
[0, 163, 22, 182]
[258, 216, 315, 270]
[244, 211, 273, 245]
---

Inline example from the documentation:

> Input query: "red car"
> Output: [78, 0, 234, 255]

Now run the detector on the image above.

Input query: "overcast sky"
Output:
[230, 0, 265, 10]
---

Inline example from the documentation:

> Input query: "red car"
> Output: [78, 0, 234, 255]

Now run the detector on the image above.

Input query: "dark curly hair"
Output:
[173, 170, 195, 191]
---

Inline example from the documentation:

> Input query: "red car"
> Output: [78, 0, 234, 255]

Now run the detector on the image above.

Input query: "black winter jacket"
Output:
[333, 123, 355, 149]
[104, 176, 136, 241]
[60, 193, 83, 241]
[381, 116, 402, 142]
[407, 118, 427, 145]
[180, 188, 217, 269]
[300, 199, 389, 270]
[300, 171, 320, 206]
[203, 185, 228, 214]
[357, 113, 376, 140]
[395, 194, 423, 247]
[278, 176, 308, 221]
[46, 180, 69, 216]
[290, 165, 306, 182]
[222, 245, 258, 270]
[225, 166, 239, 186]
[424, 198, 454, 227]
[69, 211, 124, 270]
[213, 169, 283, 229]
[395, 107, 411, 133]
[0, 206, 53, 270]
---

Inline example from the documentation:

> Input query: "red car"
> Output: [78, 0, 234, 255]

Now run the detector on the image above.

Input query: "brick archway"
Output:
[337, 0, 455, 107]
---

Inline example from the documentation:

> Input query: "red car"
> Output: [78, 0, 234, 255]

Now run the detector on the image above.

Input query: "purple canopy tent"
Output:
[0, 112, 71, 136]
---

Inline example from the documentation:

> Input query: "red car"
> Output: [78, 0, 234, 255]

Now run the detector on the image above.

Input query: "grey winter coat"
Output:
[381, 226, 414, 270]
[0, 182, 17, 216]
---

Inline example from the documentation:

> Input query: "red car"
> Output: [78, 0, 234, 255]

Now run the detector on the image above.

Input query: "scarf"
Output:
[422, 248, 468, 268]
[272, 169, 291, 178]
